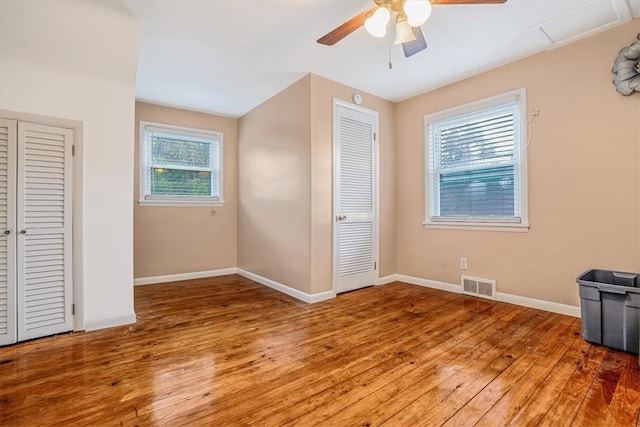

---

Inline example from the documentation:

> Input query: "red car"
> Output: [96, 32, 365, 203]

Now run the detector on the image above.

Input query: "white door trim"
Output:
[332, 98, 380, 294]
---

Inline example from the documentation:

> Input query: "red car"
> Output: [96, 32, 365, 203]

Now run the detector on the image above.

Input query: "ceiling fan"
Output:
[318, 0, 508, 58]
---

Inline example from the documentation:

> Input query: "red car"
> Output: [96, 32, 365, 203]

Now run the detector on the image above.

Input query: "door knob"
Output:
[19, 230, 27, 235]
[336, 215, 347, 222]
[3, 230, 9, 235]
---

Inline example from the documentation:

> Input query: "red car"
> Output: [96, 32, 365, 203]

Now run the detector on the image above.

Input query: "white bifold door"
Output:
[333, 101, 378, 294]
[0, 119, 73, 346]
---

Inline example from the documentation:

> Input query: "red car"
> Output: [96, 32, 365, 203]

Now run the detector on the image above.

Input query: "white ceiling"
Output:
[127, 0, 640, 118]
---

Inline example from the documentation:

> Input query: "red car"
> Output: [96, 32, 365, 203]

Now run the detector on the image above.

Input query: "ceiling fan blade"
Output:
[317, 7, 376, 46]
[402, 26, 427, 58]
[431, 0, 507, 4]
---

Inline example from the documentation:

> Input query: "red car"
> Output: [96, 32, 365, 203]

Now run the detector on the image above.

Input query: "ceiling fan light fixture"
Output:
[403, 0, 432, 27]
[364, 6, 390, 38]
[394, 13, 416, 45]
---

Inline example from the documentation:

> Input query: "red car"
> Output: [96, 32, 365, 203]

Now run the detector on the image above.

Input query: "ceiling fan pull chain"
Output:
[388, 32, 393, 69]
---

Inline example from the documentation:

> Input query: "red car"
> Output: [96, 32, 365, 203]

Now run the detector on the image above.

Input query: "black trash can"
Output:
[577, 269, 639, 354]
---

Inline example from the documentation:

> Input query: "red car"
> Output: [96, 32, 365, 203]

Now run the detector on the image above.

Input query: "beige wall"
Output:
[395, 20, 640, 306]
[309, 74, 397, 293]
[138, 20, 637, 307]
[237, 76, 312, 292]
[134, 102, 238, 278]
[238, 74, 396, 294]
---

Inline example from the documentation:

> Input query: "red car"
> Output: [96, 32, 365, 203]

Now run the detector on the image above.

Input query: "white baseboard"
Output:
[134, 267, 335, 304]
[134, 267, 580, 318]
[396, 274, 462, 294]
[134, 268, 238, 286]
[496, 292, 580, 318]
[394, 274, 580, 318]
[236, 269, 335, 304]
[84, 312, 137, 331]
[377, 274, 398, 285]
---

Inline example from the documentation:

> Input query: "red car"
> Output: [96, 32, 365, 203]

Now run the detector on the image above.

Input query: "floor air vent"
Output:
[461, 275, 496, 300]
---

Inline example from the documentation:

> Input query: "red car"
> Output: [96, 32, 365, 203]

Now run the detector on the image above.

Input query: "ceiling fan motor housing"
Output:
[317, 0, 507, 55]
[374, 0, 407, 13]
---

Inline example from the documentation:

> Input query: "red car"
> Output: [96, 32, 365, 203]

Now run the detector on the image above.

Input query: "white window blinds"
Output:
[426, 90, 527, 228]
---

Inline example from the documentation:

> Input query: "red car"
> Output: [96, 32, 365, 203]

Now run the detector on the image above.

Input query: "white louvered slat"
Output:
[339, 116, 373, 213]
[0, 119, 17, 345]
[17, 122, 73, 341]
[22, 258, 63, 269]
[22, 124, 66, 231]
[25, 295, 65, 307]
[334, 104, 378, 294]
[339, 224, 374, 275]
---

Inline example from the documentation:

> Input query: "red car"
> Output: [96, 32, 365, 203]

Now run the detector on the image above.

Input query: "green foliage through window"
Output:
[150, 168, 212, 196]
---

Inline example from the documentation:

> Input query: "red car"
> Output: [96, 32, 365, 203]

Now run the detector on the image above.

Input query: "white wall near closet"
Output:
[0, 118, 73, 345]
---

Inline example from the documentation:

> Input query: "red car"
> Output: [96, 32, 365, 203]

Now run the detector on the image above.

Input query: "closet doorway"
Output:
[0, 119, 73, 345]
[332, 100, 379, 294]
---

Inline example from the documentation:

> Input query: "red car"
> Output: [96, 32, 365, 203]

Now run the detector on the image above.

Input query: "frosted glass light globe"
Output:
[364, 7, 391, 38]
[404, 0, 432, 27]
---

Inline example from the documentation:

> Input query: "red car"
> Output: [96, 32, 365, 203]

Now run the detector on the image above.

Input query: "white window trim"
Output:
[423, 89, 529, 231]
[138, 121, 225, 207]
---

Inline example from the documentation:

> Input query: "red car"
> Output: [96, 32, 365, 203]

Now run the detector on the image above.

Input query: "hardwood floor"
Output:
[1, 274, 638, 426]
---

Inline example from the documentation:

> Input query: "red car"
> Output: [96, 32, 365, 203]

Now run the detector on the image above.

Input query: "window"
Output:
[424, 89, 528, 231]
[139, 121, 223, 206]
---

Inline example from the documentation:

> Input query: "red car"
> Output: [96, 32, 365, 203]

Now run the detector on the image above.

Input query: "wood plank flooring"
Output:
[1, 274, 638, 426]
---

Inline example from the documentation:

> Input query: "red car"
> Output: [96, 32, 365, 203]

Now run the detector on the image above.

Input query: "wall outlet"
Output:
[460, 258, 468, 270]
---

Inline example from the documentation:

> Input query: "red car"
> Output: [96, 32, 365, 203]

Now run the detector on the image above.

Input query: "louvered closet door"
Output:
[16, 122, 73, 341]
[333, 103, 378, 294]
[0, 119, 17, 345]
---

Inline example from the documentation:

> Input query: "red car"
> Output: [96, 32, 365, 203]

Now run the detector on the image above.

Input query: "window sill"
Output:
[422, 220, 529, 232]
[138, 199, 225, 208]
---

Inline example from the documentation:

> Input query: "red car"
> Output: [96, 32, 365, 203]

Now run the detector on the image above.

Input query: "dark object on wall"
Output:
[612, 33, 640, 96]
[577, 269, 639, 354]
